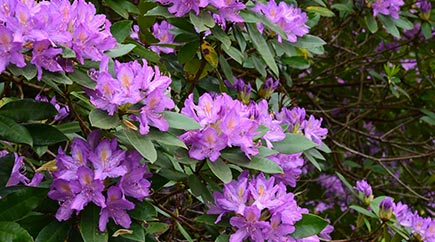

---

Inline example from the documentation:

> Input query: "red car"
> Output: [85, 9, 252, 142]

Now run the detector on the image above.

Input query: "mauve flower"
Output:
[70, 166, 106, 211]
[6, 153, 43, 187]
[209, 0, 245, 23]
[230, 206, 270, 242]
[150, 21, 176, 54]
[189, 127, 227, 161]
[98, 186, 135, 232]
[156, 0, 208, 17]
[372, 0, 404, 19]
[54, 138, 90, 180]
[48, 179, 81, 221]
[302, 115, 328, 146]
[0, 25, 25, 73]
[354, 179, 373, 197]
[379, 197, 394, 221]
[89, 138, 127, 180]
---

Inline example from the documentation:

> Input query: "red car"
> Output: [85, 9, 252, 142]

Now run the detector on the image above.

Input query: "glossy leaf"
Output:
[80, 204, 108, 242]
[111, 20, 133, 43]
[23, 123, 68, 146]
[0, 115, 33, 146]
[123, 128, 157, 163]
[247, 23, 279, 77]
[272, 133, 317, 154]
[106, 44, 136, 58]
[35, 221, 69, 242]
[89, 109, 121, 129]
[0, 222, 33, 242]
[163, 111, 201, 130]
[291, 214, 328, 239]
[365, 15, 378, 33]
[129, 201, 156, 221]
[207, 158, 232, 184]
[282, 56, 310, 70]
[349, 205, 377, 218]
[0, 99, 57, 122]
[306, 6, 335, 17]
[0, 187, 47, 221]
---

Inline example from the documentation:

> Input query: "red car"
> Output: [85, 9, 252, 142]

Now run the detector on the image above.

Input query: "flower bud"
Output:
[379, 197, 394, 221]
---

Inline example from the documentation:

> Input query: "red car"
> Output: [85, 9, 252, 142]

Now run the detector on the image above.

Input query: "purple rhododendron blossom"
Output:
[99, 186, 135, 232]
[209, 0, 245, 23]
[372, 0, 404, 19]
[6, 153, 43, 187]
[156, 0, 208, 17]
[70, 166, 106, 211]
[0, 25, 25, 73]
[35, 94, 70, 121]
[230, 205, 270, 242]
[354, 179, 373, 197]
[150, 21, 176, 54]
[253, 0, 309, 42]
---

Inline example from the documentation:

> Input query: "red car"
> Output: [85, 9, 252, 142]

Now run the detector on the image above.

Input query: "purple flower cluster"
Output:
[209, 172, 327, 242]
[156, 0, 245, 21]
[394, 201, 435, 241]
[372, 0, 404, 19]
[354, 179, 374, 205]
[316, 174, 349, 211]
[48, 131, 151, 232]
[87, 56, 174, 135]
[225, 77, 252, 104]
[180, 93, 259, 161]
[150, 21, 176, 55]
[0, 0, 116, 78]
[252, 0, 309, 42]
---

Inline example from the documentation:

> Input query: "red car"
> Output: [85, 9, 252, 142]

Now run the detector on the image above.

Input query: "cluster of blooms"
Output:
[209, 171, 333, 242]
[131, 21, 177, 55]
[315, 174, 349, 212]
[394, 200, 435, 241]
[371, 0, 404, 19]
[4, 151, 43, 187]
[86, 56, 174, 135]
[155, 0, 245, 22]
[179, 93, 259, 161]
[0, 0, 116, 79]
[252, 0, 309, 42]
[35, 94, 70, 121]
[48, 131, 151, 232]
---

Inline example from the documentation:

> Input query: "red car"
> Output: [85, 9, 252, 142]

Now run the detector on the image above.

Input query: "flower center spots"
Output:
[18, 12, 28, 25]
[0, 32, 11, 45]
[83, 173, 92, 185]
[102, 83, 111, 96]
[2, 4, 10, 16]
[258, 184, 265, 197]
[204, 132, 215, 144]
[101, 149, 109, 163]
[120, 73, 131, 88]
[60, 183, 71, 193]
[238, 187, 244, 200]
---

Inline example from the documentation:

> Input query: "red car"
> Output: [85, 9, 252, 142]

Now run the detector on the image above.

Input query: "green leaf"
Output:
[215, 234, 229, 242]
[207, 159, 232, 184]
[0, 99, 58, 122]
[331, 3, 354, 13]
[0, 187, 47, 221]
[147, 129, 187, 149]
[118, 222, 145, 242]
[291, 214, 328, 239]
[349, 205, 377, 218]
[211, 27, 231, 49]
[0, 154, 15, 187]
[80, 204, 108, 242]
[129, 201, 157, 221]
[221, 150, 283, 174]
[106, 44, 136, 58]
[222, 45, 243, 64]
[272, 133, 317, 154]
[306, 6, 335, 17]
[189, 11, 215, 32]
[335, 172, 357, 196]
[61, 46, 76, 58]
[393, 17, 413, 30]
[282, 56, 311, 70]
[145, 222, 169, 234]
[35, 221, 69, 242]
[219, 54, 234, 84]
[176, 222, 193, 242]
[239, 11, 286, 40]
[41, 72, 73, 85]
[290, 34, 326, 49]
[123, 128, 157, 163]
[0, 222, 33, 242]
[0, 114, 33, 146]
[104, 0, 139, 18]
[55, 121, 81, 134]
[178, 41, 200, 64]
[111, 20, 134, 43]
[23, 123, 68, 146]
[365, 15, 378, 33]
[246, 23, 279, 77]
[378, 15, 400, 38]
[422, 22, 432, 39]
[303, 151, 322, 171]
[7, 64, 37, 81]
[68, 69, 96, 89]
[89, 109, 121, 129]
[163, 111, 201, 130]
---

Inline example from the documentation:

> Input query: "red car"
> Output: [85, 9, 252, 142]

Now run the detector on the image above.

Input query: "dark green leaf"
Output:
[378, 15, 400, 38]
[272, 133, 317, 154]
[178, 41, 200, 64]
[306, 6, 335, 17]
[0, 115, 33, 146]
[290, 35, 326, 49]
[291, 214, 328, 239]
[335, 172, 357, 196]
[365, 15, 378, 33]
[61, 46, 76, 58]
[104, 0, 139, 18]
[247, 23, 279, 77]
[130, 43, 160, 64]
[282, 56, 311, 70]
[23, 123, 68, 146]
[0, 187, 47, 221]
[35, 221, 69, 242]
[163, 111, 201, 130]
[211, 27, 231, 49]
[215, 234, 229, 242]
[0, 153, 15, 187]
[118, 222, 145, 242]
[55, 121, 81, 134]
[129, 201, 156, 221]
[393, 17, 413, 30]
[240, 11, 286, 40]
[7, 64, 37, 81]
[222, 45, 243, 64]
[219, 54, 235, 84]
[145, 222, 169, 234]
[349, 205, 377, 218]
[147, 129, 187, 149]
[221, 150, 283, 174]
[207, 159, 232, 184]
[189, 11, 215, 32]
[176, 222, 193, 242]
[89, 109, 121, 129]
[68, 69, 96, 89]
[422, 22, 432, 39]
[0, 99, 58, 122]
[80, 204, 108, 242]
[111, 20, 134, 43]
[106, 44, 136, 58]
[0, 221, 33, 242]
[123, 128, 157, 163]
[303, 151, 322, 171]
[41, 72, 73, 85]
[331, 3, 354, 13]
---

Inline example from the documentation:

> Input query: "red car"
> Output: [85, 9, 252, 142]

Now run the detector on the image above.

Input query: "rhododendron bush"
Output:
[0, 0, 434, 241]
